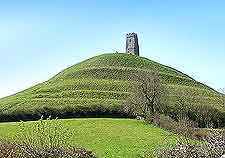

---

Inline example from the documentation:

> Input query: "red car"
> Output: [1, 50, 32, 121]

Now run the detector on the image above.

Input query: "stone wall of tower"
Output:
[126, 33, 139, 56]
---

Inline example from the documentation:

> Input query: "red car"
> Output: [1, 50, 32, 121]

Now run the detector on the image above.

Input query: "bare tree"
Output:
[125, 71, 166, 118]
[218, 88, 225, 94]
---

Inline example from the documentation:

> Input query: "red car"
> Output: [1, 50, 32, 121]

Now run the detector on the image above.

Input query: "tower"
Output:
[126, 33, 139, 56]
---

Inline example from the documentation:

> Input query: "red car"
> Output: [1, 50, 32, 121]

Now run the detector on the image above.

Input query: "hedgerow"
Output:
[0, 98, 127, 121]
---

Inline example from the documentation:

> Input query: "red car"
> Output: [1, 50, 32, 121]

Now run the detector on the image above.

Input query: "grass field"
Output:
[0, 118, 176, 158]
[0, 53, 224, 121]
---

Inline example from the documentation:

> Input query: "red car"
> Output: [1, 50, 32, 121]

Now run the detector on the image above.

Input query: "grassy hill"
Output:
[0, 118, 176, 158]
[0, 53, 224, 121]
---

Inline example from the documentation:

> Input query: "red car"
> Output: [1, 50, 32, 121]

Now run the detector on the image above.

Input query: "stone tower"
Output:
[126, 33, 139, 56]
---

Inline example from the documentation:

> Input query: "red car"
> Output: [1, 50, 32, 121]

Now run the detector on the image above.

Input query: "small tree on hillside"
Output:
[125, 71, 166, 119]
[174, 92, 193, 122]
[221, 94, 225, 107]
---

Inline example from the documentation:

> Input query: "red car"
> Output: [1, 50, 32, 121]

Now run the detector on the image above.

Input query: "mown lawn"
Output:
[0, 118, 176, 158]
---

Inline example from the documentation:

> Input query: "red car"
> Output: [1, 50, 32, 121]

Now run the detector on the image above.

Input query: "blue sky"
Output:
[0, 0, 225, 98]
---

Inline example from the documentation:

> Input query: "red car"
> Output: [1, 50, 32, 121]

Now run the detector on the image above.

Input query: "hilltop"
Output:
[0, 53, 224, 121]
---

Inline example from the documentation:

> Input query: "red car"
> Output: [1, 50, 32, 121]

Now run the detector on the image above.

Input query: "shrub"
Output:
[191, 129, 208, 140]
[12, 116, 96, 158]
[156, 130, 225, 158]
[149, 114, 198, 138]
[17, 116, 72, 149]
[154, 115, 178, 132]
[0, 139, 95, 158]
[0, 139, 17, 158]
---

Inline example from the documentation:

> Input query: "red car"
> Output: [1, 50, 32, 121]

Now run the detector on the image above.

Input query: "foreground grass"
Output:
[0, 118, 175, 158]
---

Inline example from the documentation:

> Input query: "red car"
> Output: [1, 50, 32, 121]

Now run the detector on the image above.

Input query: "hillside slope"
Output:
[0, 53, 224, 121]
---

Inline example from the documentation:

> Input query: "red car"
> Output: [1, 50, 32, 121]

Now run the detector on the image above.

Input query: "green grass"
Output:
[0, 53, 224, 120]
[0, 118, 176, 158]
[0, 53, 220, 156]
